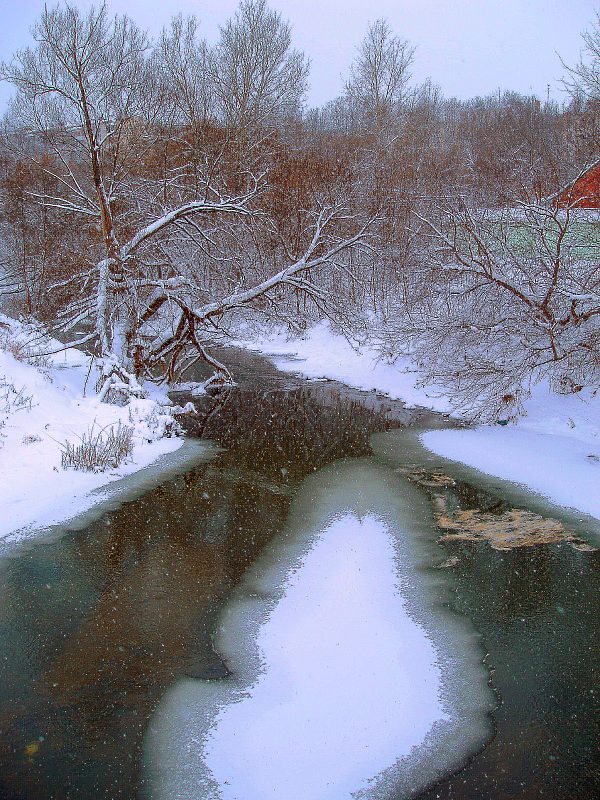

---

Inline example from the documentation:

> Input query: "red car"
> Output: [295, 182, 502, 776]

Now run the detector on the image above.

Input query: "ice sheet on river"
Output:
[144, 459, 494, 799]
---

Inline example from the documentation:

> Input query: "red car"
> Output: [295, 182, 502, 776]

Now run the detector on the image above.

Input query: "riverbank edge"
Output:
[240, 323, 600, 523]
[0, 439, 220, 550]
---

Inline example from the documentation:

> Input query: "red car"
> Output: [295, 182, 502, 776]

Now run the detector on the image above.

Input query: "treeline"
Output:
[0, 1, 598, 415]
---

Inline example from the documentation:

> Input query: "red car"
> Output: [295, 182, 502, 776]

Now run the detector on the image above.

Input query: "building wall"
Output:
[558, 163, 600, 208]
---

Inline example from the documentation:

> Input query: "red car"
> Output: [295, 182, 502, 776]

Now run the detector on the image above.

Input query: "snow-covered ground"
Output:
[0, 315, 184, 543]
[245, 321, 600, 521]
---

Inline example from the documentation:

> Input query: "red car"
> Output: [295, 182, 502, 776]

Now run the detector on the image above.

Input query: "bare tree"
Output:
[382, 198, 600, 419]
[1, 3, 373, 400]
[154, 15, 214, 128]
[0, 3, 259, 397]
[212, 0, 309, 143]
[133, 204, 375, 390]
[455, 92, 570, 205]
[563, 12, 600, 103]
[0, 152, 67, 317]
[346, 19, 414, 134]
[1, 3, 152, 355]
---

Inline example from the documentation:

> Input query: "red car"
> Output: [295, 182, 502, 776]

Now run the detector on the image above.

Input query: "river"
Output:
[0, 349, 598, 799]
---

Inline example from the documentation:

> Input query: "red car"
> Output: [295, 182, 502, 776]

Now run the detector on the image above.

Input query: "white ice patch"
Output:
[204, 514, 444, 800]
[145, 460, 493, 800]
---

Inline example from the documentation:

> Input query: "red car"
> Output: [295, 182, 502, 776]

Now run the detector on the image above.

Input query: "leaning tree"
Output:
[1, 2, 373, 400]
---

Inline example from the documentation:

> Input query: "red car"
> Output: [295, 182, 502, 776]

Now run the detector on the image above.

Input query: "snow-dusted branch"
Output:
[396, 198, 600, 417]
[134, 207, 376, 385]
[121, 194, 257, 260]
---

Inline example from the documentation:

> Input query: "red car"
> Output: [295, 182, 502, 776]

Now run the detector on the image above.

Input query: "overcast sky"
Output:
[0, 0, 597, 113]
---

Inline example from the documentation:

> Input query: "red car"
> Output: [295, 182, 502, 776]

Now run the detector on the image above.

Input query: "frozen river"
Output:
[0, 349, 598, 799]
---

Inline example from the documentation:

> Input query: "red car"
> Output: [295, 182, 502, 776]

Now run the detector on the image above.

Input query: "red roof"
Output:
[557, 161, 600, 208]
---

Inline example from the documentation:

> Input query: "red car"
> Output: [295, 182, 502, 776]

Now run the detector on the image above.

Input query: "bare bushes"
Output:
[0, 315, 52, 367]
[382, 201, 600, 420]
[0, 376, 33, 447]
[60, 422, 134, 472]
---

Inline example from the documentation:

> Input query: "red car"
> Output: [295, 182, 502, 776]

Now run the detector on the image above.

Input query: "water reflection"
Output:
[0, 386, 393, 799]
[178, 385, 396, 483]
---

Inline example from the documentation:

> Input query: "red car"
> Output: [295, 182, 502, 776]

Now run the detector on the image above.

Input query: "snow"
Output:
[242, 320, 451, 412]
[0, 315, 187, 543]
[422, 382, 600, 521]
[204, 514, 444, 800]
[244, 322, 599, 521]
[145, 459, 494, 800]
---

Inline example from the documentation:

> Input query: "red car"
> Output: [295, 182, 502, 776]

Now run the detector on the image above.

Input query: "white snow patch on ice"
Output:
[204, 513, 445, 800]
[145, 459, 493, 800]
[422, 427, 600, 521]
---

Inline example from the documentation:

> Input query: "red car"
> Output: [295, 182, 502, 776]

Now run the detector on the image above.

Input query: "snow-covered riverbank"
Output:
[245, 322, 600, 521]
[0, 315, 184, 543]
[4, 310, 597, 545]
[421, 386, 600, 520]
[243, 321, 452, 413]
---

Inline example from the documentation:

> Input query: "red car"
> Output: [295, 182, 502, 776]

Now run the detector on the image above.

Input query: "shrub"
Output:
[1, 376, 33, 448]
[60, 422, 134, 472]
[0, 317, 51, 367]
[22, 433, 42, 444]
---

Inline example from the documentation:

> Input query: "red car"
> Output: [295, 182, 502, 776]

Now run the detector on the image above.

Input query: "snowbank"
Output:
[0, 316, 185, 543]
[242, 320, 451, 412]
[422, 382, 600, 521]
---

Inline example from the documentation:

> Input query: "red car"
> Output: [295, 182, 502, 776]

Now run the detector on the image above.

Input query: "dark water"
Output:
[421, 542, 600, 800]
[0, 350, 598, 799]
[0, 363, 398, 799]
[371, 432, 600, 800]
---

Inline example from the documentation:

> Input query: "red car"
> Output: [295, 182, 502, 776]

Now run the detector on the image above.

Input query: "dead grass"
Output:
[60, 422, 134, 472]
